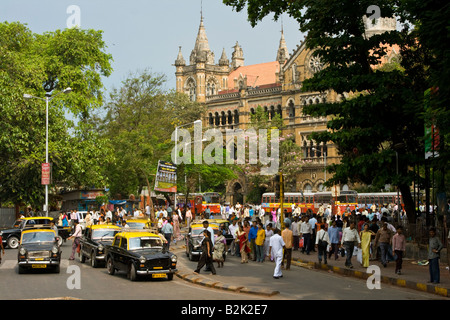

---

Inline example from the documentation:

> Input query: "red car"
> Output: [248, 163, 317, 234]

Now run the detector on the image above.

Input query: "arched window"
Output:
[277, 105, 282, 117]
[270, 106, 275, 120]
[304, 141, 309, 158]
[264, 106, 269, 119]
[310, 140, 315, 157]
[186, 78, 196, 102]
[304, 183, 312, 192]
[214, 112, 220, 126]
[227, 111, 233, 124]
[288, 100, 295, 118]
[315, 144, 322, 157]
[234, 110, 239, 124]
[221, 111, 226, 125]
[208, 113, 214, 126]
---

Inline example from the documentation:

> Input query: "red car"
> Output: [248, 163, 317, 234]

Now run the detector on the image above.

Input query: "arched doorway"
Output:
[232, 182, 244, 205]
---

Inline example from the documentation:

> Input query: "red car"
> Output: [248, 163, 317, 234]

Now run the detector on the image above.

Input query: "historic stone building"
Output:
[175, 15, 397, 205]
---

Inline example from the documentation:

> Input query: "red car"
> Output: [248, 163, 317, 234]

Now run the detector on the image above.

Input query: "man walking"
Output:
[300, 216, 312, 255]
[248, 221, 258, 261]
[291, 216, 301, 251]
[68, 220, 82, 260]
[316, 223, 330, 264]
[340, 221, 360, 268]
[328, 220, 340, 260]
[161, 218, 174, 250]
[281, 222, 293, 270]
[269, 229, 285, 279]
[374, 222, 393, 268]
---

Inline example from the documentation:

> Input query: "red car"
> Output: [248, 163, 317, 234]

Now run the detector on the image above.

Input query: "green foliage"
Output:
[0, 22, 113, 208]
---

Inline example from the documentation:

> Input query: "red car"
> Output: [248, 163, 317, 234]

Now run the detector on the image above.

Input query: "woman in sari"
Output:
[213, 230, 227, 268]
[237, 224, 250, 263]
[172, 211, 183, 243]
[359, 223, 375, 267]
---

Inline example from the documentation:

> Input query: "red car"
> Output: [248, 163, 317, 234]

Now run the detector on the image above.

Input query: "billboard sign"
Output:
[154, 161, 177, 193]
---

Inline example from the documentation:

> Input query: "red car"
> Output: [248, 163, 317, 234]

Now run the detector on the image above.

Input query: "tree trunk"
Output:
[399, 184, 415, 224]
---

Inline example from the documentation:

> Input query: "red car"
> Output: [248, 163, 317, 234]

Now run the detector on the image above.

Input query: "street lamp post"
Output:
[23, 88, 72, 216]
[174, 119, 202, 208]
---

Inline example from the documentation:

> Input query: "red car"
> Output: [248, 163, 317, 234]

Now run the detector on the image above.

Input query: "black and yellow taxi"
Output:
[125, 218, 152, 230]
[198, 219, 233, 245]
[185, 223, 219, 261]
[17, 225, 62, 274]
[104, 230, 177, 281]
[1, 216, 70, 249]
[80, 224, 122, 268]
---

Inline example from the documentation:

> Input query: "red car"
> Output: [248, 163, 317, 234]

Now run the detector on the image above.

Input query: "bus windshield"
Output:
[203, 193, 220, 204]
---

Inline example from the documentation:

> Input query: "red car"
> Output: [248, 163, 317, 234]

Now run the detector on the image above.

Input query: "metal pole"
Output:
[174, 127, 177, 209]
[396, 151, 400, 223]
[45, 96, 49, 217]
[324, 151, 327, 185]
[280, 172, 284, 230]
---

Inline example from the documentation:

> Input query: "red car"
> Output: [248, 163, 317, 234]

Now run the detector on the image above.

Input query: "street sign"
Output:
[41, 163, 50, 185]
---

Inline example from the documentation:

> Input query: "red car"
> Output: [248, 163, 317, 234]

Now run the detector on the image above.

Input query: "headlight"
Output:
[139, 256, 146, 264]
[98, 245, 104, 252]
[171, 255, 177, 263]
[19, 248, 27, 255]
[52, 246, 58, 254]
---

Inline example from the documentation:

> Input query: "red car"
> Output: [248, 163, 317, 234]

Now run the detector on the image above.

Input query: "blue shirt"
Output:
[248, 226, 258, 240]
[328, 226, 340, 244]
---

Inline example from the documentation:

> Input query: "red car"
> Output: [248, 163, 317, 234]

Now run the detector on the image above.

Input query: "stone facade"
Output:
[175, 15, 397, 204]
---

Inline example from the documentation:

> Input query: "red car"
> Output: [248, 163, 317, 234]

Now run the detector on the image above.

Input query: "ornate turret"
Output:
[231, 41, 244, 69]
[190, 16, 215, 65]
[363, 16, 397, 38]
[276, 28, 289, 64]
[219, 48, 229, 66]
[175, 46, 186, 66]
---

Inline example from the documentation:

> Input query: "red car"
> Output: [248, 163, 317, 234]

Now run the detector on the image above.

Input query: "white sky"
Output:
[1, 0, 305, 95]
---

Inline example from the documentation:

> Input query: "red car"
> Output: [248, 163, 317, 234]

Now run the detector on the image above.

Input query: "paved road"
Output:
[1, 237, 445, 301]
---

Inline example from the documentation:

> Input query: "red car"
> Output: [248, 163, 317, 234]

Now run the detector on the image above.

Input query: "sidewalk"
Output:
[172, 231, 450, 298]
[290, 247, 450, 298]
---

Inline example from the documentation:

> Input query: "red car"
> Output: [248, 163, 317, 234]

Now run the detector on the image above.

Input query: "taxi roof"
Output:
[116, 231, 159, 239]
[20, 217, 54, 221]
[22, 228, 56, 235]
[191, 223, 219, 229]
[88, 224, 121, 230]
[126, 218, 150, 223]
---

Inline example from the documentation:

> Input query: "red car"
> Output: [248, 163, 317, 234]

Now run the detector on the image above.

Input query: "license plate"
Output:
[152, 273, 166, 278]
[32, 264, 47, 268]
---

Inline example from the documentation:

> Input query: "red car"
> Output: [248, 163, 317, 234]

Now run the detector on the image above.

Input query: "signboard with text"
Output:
[154, 160, 177, 193]
[41, 163, 50, 185]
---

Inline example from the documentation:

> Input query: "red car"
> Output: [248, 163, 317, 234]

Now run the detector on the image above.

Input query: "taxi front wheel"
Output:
[107, 257, 115, 275]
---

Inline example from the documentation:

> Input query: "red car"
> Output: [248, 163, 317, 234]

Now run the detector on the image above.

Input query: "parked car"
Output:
[17, 225, 62, 274]
[125, 218, 152, 230]
[80, 224, 122, 268]
[105, 231, 177, 281]
[1, 217, 70, 249]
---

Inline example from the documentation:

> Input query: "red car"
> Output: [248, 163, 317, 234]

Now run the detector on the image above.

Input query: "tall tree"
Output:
[0, 22, 113, 210]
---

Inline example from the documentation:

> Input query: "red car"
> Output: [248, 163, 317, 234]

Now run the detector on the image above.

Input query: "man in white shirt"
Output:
[228, 219, 238, 256]
[269, 229, 285, 279]
[315, 224, 330, 264]
[340, 221, 361, 268]
[300, 216, 313, 254]
[291, 216, 301, 251]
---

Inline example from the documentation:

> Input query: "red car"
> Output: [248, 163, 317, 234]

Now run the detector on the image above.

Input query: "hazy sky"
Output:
[1, 0, 305, 95]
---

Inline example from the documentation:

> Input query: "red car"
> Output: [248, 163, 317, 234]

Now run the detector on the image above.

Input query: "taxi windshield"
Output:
[128, 237, 163, 250]
[22, 232, 55, 244]
[127, 222, 146, 229]
[92, 229, 119, 240]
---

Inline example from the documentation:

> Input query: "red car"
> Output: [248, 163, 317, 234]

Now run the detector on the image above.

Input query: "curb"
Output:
[292, 258, 450, 298]
[175, 270, 280, 297]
